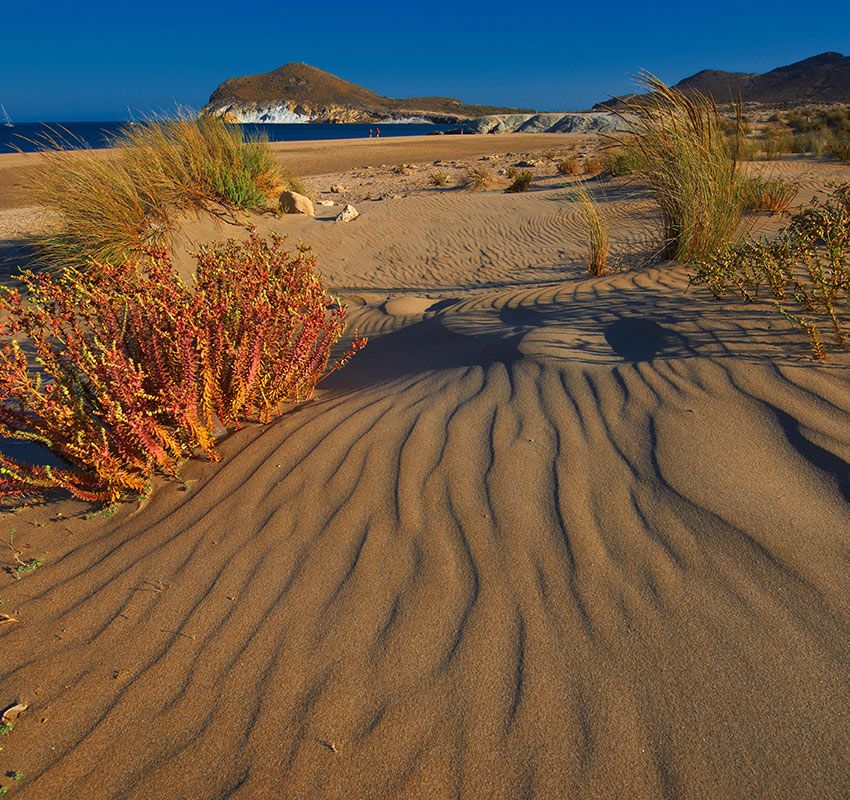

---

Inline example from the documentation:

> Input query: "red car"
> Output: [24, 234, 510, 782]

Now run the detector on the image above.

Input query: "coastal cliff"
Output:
[202, 62, 533, 124]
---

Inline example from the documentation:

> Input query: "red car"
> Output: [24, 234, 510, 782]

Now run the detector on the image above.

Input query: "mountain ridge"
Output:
[594, 52, 850, 109]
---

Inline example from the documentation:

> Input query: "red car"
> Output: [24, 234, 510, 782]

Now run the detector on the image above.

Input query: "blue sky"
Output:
[1, 0, 848, 121]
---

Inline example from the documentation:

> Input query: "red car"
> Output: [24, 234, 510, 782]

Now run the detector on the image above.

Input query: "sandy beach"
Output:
[0, 133, 588, 211]
[1, 133, 849, 799]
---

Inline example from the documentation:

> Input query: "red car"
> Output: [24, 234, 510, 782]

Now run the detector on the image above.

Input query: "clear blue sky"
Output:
[1, 0, 848, 121]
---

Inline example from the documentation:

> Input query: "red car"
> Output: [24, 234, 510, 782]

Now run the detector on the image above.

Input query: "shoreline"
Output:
[0, 133, 592, 211]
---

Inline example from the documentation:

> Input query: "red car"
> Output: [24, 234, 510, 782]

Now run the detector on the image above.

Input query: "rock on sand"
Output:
[335, 203, 360, 223]
[278, 191, 314, 216]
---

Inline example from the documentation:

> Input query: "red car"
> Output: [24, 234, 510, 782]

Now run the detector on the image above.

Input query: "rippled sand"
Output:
[1, 146, 848, 799]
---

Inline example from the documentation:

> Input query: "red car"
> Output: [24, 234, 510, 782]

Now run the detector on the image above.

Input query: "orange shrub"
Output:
[0, 235, 365, 504]
[556, 157, 581, 176]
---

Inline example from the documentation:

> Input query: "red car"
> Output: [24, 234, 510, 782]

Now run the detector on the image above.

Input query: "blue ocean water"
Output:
[0, 121, 464, 153]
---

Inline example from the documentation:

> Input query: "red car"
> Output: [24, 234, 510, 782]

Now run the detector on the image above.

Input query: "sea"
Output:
[0, 121, 465, 153]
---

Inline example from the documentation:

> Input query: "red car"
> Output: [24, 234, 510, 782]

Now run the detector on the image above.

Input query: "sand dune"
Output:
[1, 147, 849, 799]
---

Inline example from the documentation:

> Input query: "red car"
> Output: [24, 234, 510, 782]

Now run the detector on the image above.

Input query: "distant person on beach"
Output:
[376, 127, 381, 138]
[368, 129, 373, 138]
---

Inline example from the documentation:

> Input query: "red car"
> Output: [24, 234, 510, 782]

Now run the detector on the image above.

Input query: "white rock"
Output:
[335, 204, 360, 223]
[466, 112, 632, 135]
[317, 199, 335, 206]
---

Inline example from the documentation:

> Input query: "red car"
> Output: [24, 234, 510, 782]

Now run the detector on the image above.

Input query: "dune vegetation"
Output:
[556, 156, 581, 176]
[722, 105, 850, 163]
[740, 174, 799, 214]
[599, 141, 645, 177]
[616, 74, 746, 262]
[505, 169, 534, 193]
[429, 170, 450, 187]
[693, 183, 850, 360]
[27, 116, 298, 270]
[571, 182, 609, 276]
[463, 165, 497, 191]
[768, 106, 850, 161]
[1, 120, 365, 508]
[0, 235, 366, 504]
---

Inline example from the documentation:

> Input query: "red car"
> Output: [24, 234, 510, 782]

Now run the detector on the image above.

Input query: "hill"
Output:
[594, 52, 850, 109]
[203, 62, 533, 124]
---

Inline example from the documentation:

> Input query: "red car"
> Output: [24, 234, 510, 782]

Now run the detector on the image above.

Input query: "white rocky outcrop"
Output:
[466, 112, 631, 135]
[213, 104, 312, 124]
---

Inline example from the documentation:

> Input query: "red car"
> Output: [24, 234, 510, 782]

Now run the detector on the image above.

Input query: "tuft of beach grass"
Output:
[25, 115, 293, 270]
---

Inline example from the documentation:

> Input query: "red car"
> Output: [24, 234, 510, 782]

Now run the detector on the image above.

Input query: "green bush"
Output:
[600, 145, 645, 176]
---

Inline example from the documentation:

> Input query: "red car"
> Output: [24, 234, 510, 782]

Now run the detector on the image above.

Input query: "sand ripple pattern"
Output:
[2, 262, 849, 799]
[306, 188, 658, 290]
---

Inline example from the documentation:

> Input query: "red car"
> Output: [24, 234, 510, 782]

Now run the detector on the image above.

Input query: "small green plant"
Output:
[599, 144, 643, 176]
[571, 183, 609, 276]
[429, 170, 450, 187]
[741, 175, 799, 214]
[12, 558, 44, 579]
[0, 724, 13, 737]
[505, 169, 534, 193]
[2, 532, 44, 579]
